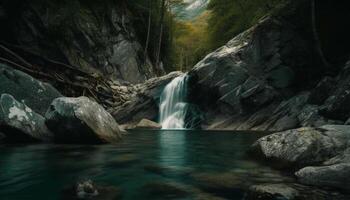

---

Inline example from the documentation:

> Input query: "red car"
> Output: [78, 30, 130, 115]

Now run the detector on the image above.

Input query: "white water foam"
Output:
[159, 75, 188, 129]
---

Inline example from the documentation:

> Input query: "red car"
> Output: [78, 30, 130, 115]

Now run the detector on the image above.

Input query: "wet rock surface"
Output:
[0, 93, 52, 143]
[250, 125, 350, 169]
[45, 96, 122, 144]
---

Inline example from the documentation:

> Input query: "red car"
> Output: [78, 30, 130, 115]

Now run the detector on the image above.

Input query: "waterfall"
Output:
[159, 75, 188, 129]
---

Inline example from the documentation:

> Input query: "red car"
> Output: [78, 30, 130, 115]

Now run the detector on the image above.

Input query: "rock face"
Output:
[0, 94, 52, 143]
[251, 125, 350, 169]
[0, 64, 62, 115]
[1, 0, 161, 83]
[112, 71, 183, 125]
[186, 0, 350, 131]
[45, 97, 122, 144]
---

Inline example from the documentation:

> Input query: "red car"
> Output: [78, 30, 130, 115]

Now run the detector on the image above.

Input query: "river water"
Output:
[0, 130, 284, 200]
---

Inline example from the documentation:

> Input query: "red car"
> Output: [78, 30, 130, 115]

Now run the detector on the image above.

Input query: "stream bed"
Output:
[0, 130, 326, 200]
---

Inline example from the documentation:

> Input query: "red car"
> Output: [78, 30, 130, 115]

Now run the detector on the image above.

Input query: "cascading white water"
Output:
[159, 75, 188, 129]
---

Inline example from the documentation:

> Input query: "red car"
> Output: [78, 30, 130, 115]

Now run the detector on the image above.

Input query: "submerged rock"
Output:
[45, 97, 122, 144]
[0, 94, 52, 143]
[250, 125, 350, 169]
[62, 180, 122, 200]
[0, 64, 62, 115]
[135, 119, 161, 129]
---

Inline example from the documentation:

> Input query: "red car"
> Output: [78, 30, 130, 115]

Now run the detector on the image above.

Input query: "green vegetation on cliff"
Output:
[166, 0, 286, 71]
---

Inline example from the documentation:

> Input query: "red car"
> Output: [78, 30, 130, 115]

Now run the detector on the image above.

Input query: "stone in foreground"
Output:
[295, 163, 350, 190]
[247, 184, 299, 200]
[135, 119, 161, 129]
[0, 94, 52, 143]
[45, 97, 122, 144]
[250, 125, 350, 168]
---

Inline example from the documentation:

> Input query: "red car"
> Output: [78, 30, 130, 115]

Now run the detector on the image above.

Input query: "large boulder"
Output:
[45, 97, 122, 144]
[295, 163, 350, 190]
[250, 125, 350, 169]
[0, 64, 62, 115]
[0, 94, 52, 143]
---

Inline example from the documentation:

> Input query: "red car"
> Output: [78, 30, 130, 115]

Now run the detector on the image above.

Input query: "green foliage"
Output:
[172, 11, 211, 71]
[207, 0, 285, 50]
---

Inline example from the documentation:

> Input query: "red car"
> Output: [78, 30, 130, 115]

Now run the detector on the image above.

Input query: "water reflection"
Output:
[159, 130, 187, 167]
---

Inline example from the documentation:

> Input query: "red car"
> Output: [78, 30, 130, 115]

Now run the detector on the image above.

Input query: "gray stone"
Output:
[45, 97, 122, 144]
[0, 64, 62, 115]
[0, 94, 52, 143]
[187, 6, 314, 130]
[272, 115, 299, 132]
[135, 119, 161, 129]
[296, 163, 350, 190]
[250, 125, 350, 168]
[3, 1, 160, 84]
[324, 147, 350, 165]
[247, 184, 299, 200]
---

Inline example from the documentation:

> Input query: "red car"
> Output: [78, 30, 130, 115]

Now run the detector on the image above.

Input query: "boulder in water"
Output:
[295, 163, 350, 190]
[45, 96, 122, 144]
[0, 93, 52, 143]
[250, 125, 350, 169]
[0, 64, 62, 115]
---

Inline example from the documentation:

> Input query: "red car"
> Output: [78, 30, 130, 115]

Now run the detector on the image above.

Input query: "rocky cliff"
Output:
[187, 0, 350, 131]
[0, 0, 161, 84]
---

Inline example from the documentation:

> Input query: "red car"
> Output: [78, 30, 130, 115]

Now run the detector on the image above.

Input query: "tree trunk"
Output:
[144, 1, 152, 61]
[311, 0, 331, 70]
[156, 0, 166, 70]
